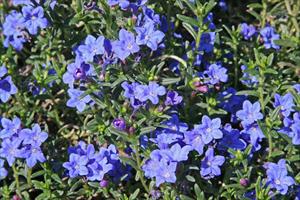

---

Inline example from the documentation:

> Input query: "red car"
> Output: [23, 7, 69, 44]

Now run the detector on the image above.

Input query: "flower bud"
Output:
[113, 118, 126, 131]
[99, 179, 109, 188]
[240, 178, 249, 187]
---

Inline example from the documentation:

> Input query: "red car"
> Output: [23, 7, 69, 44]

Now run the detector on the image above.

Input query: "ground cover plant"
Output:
[0, 0, 300, 199]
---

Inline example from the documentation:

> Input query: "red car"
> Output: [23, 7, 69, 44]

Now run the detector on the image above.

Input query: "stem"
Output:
[12, 164, 21, 197]
[133, 144, 149, 193]
[27, 168, 32, 187]
[258, 69, 265, 113]
[267, 130, 273, 160]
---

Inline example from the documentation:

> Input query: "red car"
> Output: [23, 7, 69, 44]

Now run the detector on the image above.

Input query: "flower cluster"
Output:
[0, 117, 48, 171]
[3, 3, 48, 50]
[63, 141, 130, 183]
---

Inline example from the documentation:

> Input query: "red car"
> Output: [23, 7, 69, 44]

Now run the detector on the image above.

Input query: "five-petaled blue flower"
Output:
[204, 63, 228, 85]
[236, 100, 263, 127]
[200, 148, 225, 179]
[195, 115, 223, 144]
[0, 117, 21, 139]
[240, 23, 256, 40]
[77, 35, 105, 62]
[265, 159, 295, 195]
[22, 6, 48, 35]
[66, 88, 93, 112]
[260, 26, 280, 50]
[63, 153, 89, 178]
[112, 29, 140, 60]
[274, 93, 295, 117]
[0, 66, 18, 103]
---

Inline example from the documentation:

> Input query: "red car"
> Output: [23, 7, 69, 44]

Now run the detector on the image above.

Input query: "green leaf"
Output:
[177, 14, 199, 27]
[194, 184, 205, 200]
[140, 126, 157, 135]
[180, 195, 195, 200]
[274, 39, 298, 48]
[161, 77, 181, 85]
[186, 175, 195, 182]
[182, 22, 197, 40]
[129, 188, 140, 200]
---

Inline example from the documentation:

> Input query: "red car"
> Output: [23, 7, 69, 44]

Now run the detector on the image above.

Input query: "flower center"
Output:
[275, 179, 281, 185]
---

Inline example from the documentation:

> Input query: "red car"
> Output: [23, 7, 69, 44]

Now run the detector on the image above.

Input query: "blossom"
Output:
[107, 0, 130, 10]
[77, 35, 105, 62]
[87, 156, 113, 181]
[195, 115, 223, 144]
[66, 89, 93, 112]
[265, 159, 295, 195]
[0, 138, 25, 166]
[135, 22, 165, 51]
[200, 148, 225, 179]
[169, 143, 192, 162]
[155, 160, 177, 186]
[199, 32, 215, 53]
[0, 159, 8, 180]
[218, 124, 246, 151]
[240, 23, 256, 40]
[241, 123, 265, 151]
[260, 26, 280, 49]
[236, 100, 263, 127]
[112, 118, 126, 131]
[274, 93, 295, 117]
[204, 63, 228, 85]
[63, 59, 95, 87]
[294, 84, 300, 94]
[112, 29, 140, 60]
[135, 82, 166, 104]
[0, 66, 18, 103]
[240, 65, 259, 87]
[0, 117, 22, 139]
[183, 129, 205, 155]
[63, 154, 89, 178]
[23, 144, 46, 168]
[19, 124, 48, 146]
[22, 6, 48, 35]
[164, 91, 183, 106]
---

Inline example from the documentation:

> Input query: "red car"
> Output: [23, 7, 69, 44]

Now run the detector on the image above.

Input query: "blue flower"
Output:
[22, 6, 48, 35]
[12, 0, 31, 5]
[260, 26, 280, 50]
[274, 93, 295, 117]
[168, 143, 192, 162]
[218, 124, 246, 151]
[77, 35, 105, 62]
[23, 144, 46, 168]
[155, 160, 177, 186]
[63, 59, 95, 87]
[19, 124, 48, 146]
[164, 90, 183, 106]
[195, 115, 223, 144]
[66, 89, 93, 112]
[236, 100, 263, 127]
[107, 0, 130, 10]
[0, 138, 25, 166]
[112, 29, 140, 60]
[240, 65, 259, 87]
[199, 32, 215, 53]
[204, 63, 228, 85]
[241, 123, 265, 151]
[63, 154, 89, 178]
[278, 112, 300, 145]
[135, 82, 166, 104]
[0, 66, 18, 103]
[294, 84, 300, 94]
[0, 159, 8, 180]
[135, 22, 165, 51]
[112, 118, 126, 131]
[87, 155, 113, 181]
[183, 129, 205, 155]
[240, 23, 256, 40]
[200, 148, 225, 179]
[0, 117, 22, 139]
[265, 159, 295, 195]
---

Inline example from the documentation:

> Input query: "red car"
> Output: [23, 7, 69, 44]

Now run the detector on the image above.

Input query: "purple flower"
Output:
[0, 117, 22, 139]
[294, 84, 300, 94]
[240, 23, 256, 40]
[278, 112, 300, 145]
[19, 124, 48, 146]
[204, 63, 228, 85]
[23, 144, 46, 168]
[77, 35, 105, 62]
[63, 59, 95, 87]
[169, 143, 192, 162]
[155, 160, 177, 186]
[12, 0, 31, 5]
[194, 115, 223, 144]
[112, 29, 140, 60]
[87, 156, 113, 181]
[260, 26, 280, 50]
[265, 159, 295, 195]
[135, 82, 166, 104]
[66, 89, 93, 112]
[200, 148, 225, 179]
[274, 93, 295, 117]
[0, 159, 8, 180]
[236, 100, 263, 127]
[199, 32, 215, 53]
[113, 118, 126, 131]
[22, 6, 48, 35]
[135, 22, 165, 51]
[164, 91, 183, 106]
[0, 138, 25, 166]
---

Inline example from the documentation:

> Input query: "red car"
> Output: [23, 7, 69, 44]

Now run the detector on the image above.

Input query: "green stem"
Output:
[12, 164, 21, 197]
[27, 168, 32, 187]
[133, 144, 149, 194]
[267, 130, 273, 160]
